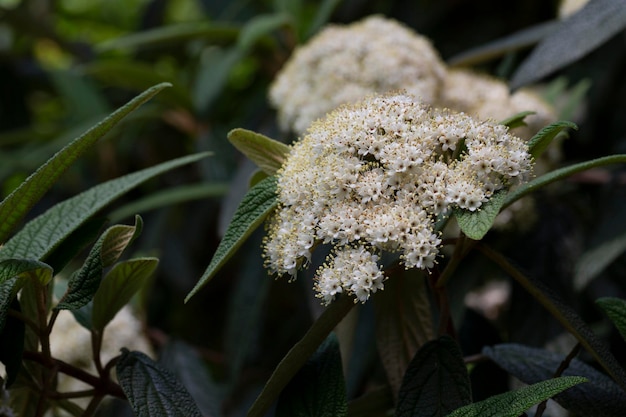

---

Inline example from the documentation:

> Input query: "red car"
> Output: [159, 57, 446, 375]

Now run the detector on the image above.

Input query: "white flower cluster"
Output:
[269, 15, 447, 135]
[263, 93, 533, 304]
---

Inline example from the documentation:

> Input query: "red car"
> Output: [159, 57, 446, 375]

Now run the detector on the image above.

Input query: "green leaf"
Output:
[597, 297, 626, 343]
[116, 349, 202, 417]
[193, 46, 244, 114]
[108, 182, 229, 223]
[395, 335, 471, 417]
[446, 376, 586, 417]
[503, 154, 626, 209]
[0, 298, 25, 387]
[499, 111, 535, 129]
[483, 343, 626, 417]
[527, 121, 577, 160]
[237, 13, 291, 51]
[574, 234, 626, 291]
[0, 82, 171, 244]
[373, 269, 434, 397]
[91, 257, 158, 331]
[185, 175, 278, 302]
[0, 152, 210, 262]
[454, 191, 507, 240]
[55, 216, 143, 311]
[304, 0, 343, 39]
[228, 128, 291, 175]
[276, 333, 348, 417]
[510, 0, 626, 88]
[0, 260, 53, 333]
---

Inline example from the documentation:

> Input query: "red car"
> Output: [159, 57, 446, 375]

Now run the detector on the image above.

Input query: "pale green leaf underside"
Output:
[92, 257, 158, 331]
[596, 297, 626, 343]
[0, 82, 171, 245]
[446, 376, 586, 417]
[527, 121, 577, 160]
[185, 175, 278, 302]
[116, 350, 202, 417]
[455, 191, 507, 240]
[228, 128, 290, 175]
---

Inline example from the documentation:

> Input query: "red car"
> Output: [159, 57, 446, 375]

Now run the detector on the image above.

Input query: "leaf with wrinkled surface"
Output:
[185, 175, 278, 302]
[527, 121, 577, 160]
[597, 297, 626, 343]
[395, 335, 471, 417]
[483, 343, 626, 417]
[447, 376, 586, 417]
[455, 191, 507, 240]
[117, 349, 202, 417]
[510, 0, 626, 88]
[228, 128, 290, 175]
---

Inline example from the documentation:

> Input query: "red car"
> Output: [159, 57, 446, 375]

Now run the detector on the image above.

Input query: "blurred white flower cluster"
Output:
[269, 15, 447, 135]
[269, 16, 556, 139]
[263, 94, 533, 304]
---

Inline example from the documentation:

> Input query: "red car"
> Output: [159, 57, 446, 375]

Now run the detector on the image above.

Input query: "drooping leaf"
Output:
[160, 339, 222, 417]
[597, 297, 626, 343]
[477, 244, 626, 391]
[499, 111, 535, 129]
[526, 121, 577, 160]
[185, 175, 278, 302]
[446, 376, 586, 417]
[503, 154, 626, 209]
[228, 128, 291, 175]
[91, 257, 158, 331]
[483, 343, 626, 417]
[0, 260, 53, 333]
[455, 191, 507, 240]
[0, 82, 171, 244]
[510, 0, 626, 89]
[395, 335, 470, 417]
[0, 152, 210, 262]
[55, 216, 143, 311]
[0, 298, 25, 387]
[116, 349, 202, 417]
[373, 269, 434, 397]
[276, 333, 348, 417]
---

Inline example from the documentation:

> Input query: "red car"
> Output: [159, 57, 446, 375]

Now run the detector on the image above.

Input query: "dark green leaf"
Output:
[160, 339, 222, 417]
[276, 333, 348, 417]
[527, 121, 577, 160]
[446, 376, 586, 417]
[499, 111, 535, 129]
[55, 216, 143, 311]
[597, 297, 626, 343]
[305, 0, 343, 39]
[455, 191, 507, 240]
[373, 269, 434, 397]
[483, 343, 626, 417]
[185, 175, 278, 302]
[116, 349, 202, 417]
[193, 47, 244, 114]
[510, 0, 626, 88]
[0, 298, 24, 387]
[503, 155, 626, 209]
[237, 13, 291, 51]
[91, 257, 158, 331]
[228, 128, 291, 175]
[0, 152, 210, 262]
[0, 82, 171, 244]
[574, 234, 626, 291]
[395, 335, 471, 417]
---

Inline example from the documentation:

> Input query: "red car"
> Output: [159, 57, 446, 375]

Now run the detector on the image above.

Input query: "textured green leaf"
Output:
[0, 82, 171, 244]
[228, 128, 290, 175]
[276, 333, 348, 417]
[373, 269, 434, 397]
[527, 121, 577, 160]
[447, 377, 586, 417]
[0, 152, 210, 262]
[510, 0, 626, 89]
[455, 191, 507, 240]
[116, 349, 202, 417]
[499, 111, 535, 129]
[395, 335, 471, 417]
[597, 297, 626, 343]
[55, 216, 143, 311]
[185, 175, 278, 302]
[91, 257, 158, 331]
[0, 260, 53, 333]
[503, 155, 626, 209]
[483, 343, 626, 417]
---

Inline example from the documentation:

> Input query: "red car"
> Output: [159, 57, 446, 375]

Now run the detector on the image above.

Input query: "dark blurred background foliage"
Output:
[1, 0, 626, 415]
